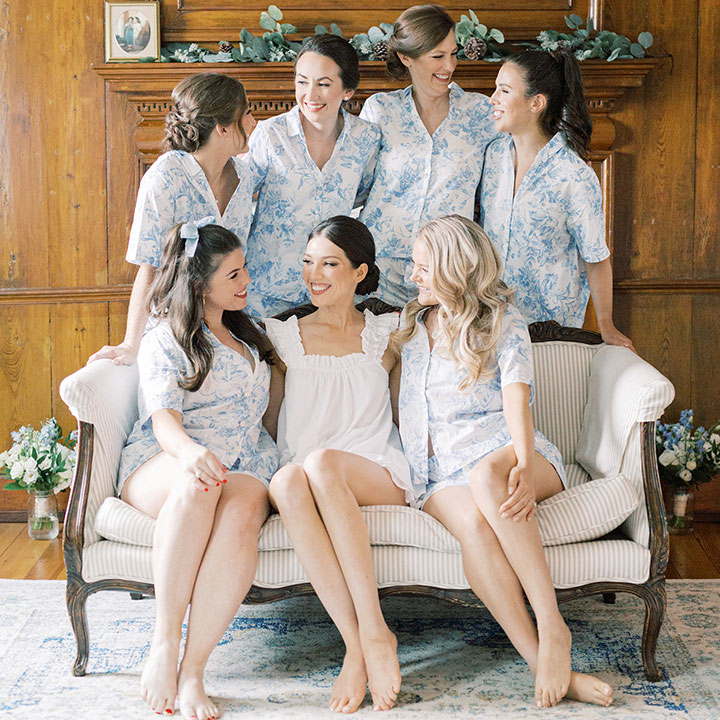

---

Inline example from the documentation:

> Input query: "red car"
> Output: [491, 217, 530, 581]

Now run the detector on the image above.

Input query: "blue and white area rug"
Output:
[0, 579, 718, 719]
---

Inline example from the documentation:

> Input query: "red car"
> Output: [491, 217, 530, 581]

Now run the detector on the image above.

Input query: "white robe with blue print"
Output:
[126, 151, 255, 268]
[479, 133, 609, 327]
[398, 304, 565, 505]
[117, 322, 278, 493]
[359, 83, 501, 306]
[240, 107, 381, 317]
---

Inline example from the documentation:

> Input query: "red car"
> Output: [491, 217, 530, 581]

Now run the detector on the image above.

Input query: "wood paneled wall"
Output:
[1, 1, 718, 517]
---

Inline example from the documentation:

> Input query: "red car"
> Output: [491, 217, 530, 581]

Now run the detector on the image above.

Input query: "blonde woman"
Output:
[395, 215, 613, 708]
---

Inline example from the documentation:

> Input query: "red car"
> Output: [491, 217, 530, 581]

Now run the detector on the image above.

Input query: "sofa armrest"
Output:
[59, 360, 140, 549]
[576, 346, 675, 480]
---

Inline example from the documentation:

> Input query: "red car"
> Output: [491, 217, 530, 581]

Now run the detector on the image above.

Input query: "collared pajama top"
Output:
[479, 133, 610, 327]
[125, 150, 255, 267]
[241, 107, 381, 318]
[398, 304, 565, 505]
[117, 322, 278, 493]
[359, 83, 500, 306]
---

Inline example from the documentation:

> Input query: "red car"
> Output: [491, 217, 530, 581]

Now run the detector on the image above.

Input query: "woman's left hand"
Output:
[499, 463, 536, 522]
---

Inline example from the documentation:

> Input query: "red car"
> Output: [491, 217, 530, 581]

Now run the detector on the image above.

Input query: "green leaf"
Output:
[252, 36, 270, 60]
[330, 23, 343, 37]
[607, 47, 622, 61]
[488, 28, 504, 43]
[477, 23, 488, 37]
[367, 26, 384, 44]
[575, 29, 589, 39]
[469, 9, 479, 25]
[280, 23, 297, 34]
[456, 28, 470, 46]
[611, 35, 630, 50]
[460, 14, 470, 24]
[379, 22, 394, 35]
[586, 16, 594, 34]
[315, 24, 327, 35]
[566, 14, 583, 29]
[259, 12, 276, 32]
[638, 31, 654, 48]
[588, 44, 606, 59]
[3, 481, 24, 491]
[268, 4, 283, 21]
[457, 19, 473, 35]
[630, 42, 645, 58]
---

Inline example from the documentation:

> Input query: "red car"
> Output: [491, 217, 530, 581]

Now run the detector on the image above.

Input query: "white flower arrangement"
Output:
[656, 409, 720, 491]
[1, 418, 77, 495]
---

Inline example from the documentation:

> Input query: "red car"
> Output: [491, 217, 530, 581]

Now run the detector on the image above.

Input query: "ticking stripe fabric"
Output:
[94, 470, 638, 552]
[82, 537, 650, 590]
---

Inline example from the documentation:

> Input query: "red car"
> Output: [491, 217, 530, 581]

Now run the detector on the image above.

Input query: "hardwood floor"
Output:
[0, 521, 719, 581]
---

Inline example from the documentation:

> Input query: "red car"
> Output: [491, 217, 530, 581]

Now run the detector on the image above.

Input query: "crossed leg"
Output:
[122, 453, 269, 718]
[424, 447, 612, 708]
[269, 450, 406, 713]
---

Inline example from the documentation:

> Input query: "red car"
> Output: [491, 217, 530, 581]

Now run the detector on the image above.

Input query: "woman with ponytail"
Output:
[117, 222, 278, 719]
[396, 215, 613, 708]
[264, 216, 411, 713]
[479, 50, 634, 349]
[89, 72, 257, 365]
[358, 4, 501, 306]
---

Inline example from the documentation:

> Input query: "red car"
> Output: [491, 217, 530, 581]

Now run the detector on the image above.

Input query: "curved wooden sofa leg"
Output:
[66, 580, 92, 677]
[641, 581, 666, 682]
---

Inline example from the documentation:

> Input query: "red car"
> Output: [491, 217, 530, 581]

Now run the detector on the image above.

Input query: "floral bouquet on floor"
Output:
[656, 409, 720, 531]
[1, 418, 77, 538]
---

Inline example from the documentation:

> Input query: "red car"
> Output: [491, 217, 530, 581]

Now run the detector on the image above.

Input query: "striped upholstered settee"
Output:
[59, 321, 674, 681]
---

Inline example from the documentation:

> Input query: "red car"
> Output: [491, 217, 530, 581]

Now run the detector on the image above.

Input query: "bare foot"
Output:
[177, 666, 218, 720]
[566, 672, 613, 707]
[141, 640, 179, 715]
[361, 630, 402, 712]
[535, 620, 572, 708]
[329, 651, 368, 714]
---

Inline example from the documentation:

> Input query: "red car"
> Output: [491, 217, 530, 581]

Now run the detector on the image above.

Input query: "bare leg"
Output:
[121, 452, 224, 716]
[302, 449, 406, 712]
[177, 474, 269, 720]
[468, 447, 612, 708]
[270, 465, 367, 714]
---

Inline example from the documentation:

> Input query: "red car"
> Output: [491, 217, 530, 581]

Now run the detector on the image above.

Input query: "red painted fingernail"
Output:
[216, 482, 220, 486]
[165, 711, 173, 715]
[223, 479, 227, 483]
[204, 488, 208, 492]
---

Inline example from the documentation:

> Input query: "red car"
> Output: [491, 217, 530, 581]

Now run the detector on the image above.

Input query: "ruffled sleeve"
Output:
[264, 316, 304, 366]
[361, 310, 400, 361]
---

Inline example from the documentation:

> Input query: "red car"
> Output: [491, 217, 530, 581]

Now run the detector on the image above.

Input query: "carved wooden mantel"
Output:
[95, 59, 658, 286]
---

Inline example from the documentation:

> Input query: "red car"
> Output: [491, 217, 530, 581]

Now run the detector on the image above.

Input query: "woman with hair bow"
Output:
[89, 72, 257, 365]
[117, 220, 278, 720]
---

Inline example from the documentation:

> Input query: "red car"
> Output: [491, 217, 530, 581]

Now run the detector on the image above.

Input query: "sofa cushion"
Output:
[94, 470, 638, 551]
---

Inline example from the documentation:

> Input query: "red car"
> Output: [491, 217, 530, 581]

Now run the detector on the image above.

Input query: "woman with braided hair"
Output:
[89, 72, 257, 365]
[479, 50, 634, 350]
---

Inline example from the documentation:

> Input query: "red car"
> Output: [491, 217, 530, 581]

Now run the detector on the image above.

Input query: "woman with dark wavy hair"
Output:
[89, 72, 257, 365]
[479, 50, 634, 350]
[117, 221, 278, 720]
[264, 216, 412, 713]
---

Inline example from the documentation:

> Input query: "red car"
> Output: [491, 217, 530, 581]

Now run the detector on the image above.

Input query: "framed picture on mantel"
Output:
[104, 2, 160, 62]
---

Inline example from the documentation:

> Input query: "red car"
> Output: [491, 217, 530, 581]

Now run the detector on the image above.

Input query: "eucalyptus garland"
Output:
[154, 6, 652, 65]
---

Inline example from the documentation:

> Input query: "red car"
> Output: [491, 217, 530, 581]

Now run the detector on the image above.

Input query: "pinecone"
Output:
[371, 40, 388, 61]
[219, 41, 233, 53]
[463, 36, 488, 60]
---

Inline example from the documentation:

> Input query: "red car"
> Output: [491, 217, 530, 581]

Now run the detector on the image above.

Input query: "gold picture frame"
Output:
[104, 2, 160, 62]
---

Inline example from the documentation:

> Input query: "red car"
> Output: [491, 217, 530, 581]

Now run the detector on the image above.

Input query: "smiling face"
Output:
[490, 62, 543, 134]
[400, 29, 458, 100]
[409, 239, 438, 306]
[294, 51, 351, 126]
[302, 233, 366, 307]
[203, 247, 251, 315]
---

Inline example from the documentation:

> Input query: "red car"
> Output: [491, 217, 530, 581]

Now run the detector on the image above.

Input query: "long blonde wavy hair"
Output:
[393, 215, 514, 391]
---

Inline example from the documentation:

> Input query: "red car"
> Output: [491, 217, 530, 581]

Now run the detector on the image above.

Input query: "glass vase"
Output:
[667, 488, 694, 535]
[27, 490, 59, 540]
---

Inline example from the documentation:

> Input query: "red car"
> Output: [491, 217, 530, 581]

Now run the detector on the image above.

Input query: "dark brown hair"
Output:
[505, 50, 592, 159]
[163, 73, 249, 153]
[148, 223, 273, 391]
[386, 5, 455, 80]
[295, 34, 360, 90]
